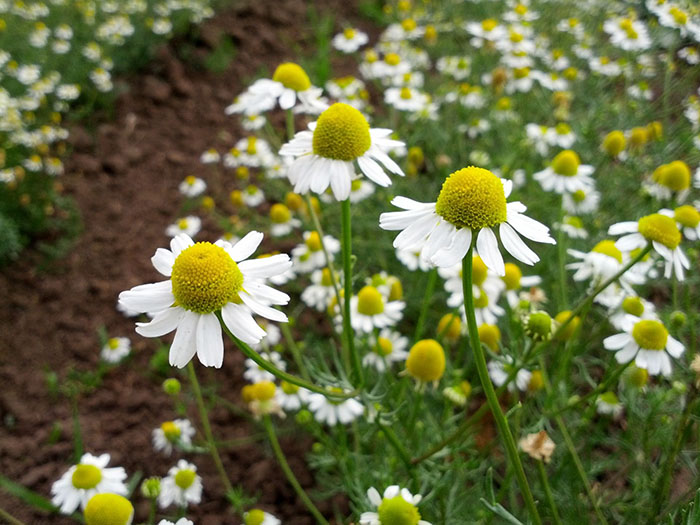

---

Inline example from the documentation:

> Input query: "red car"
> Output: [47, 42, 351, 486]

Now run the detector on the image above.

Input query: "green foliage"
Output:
[204, 35, 237, 73]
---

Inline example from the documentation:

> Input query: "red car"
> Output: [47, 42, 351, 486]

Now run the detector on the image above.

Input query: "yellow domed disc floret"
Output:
[269, 203, 291, 224]
[503, 263, 522, 290]
[592, 240, 623, 263]
[674, 205, 700, 228]
[437, 313, 461, 341]
[478, 324, 501, 351]
[661, 161, 690, 191]
[622, 296, 644, 317]
[551, 150, 580, 176]
[252, 381, 276, 401]
[554, 310, 580, 341]
[406, 339, 445, 382]
[435, 166, 507, 230]
[637, 213, 681, 249]
[377, 495, 421, 525]
[281, 380, 299, 395]
[84, 494, 134, 525]
[171, 243, 244, 314]
[375, 336, 394, 356]
[174, 469, 196, 490]
[357, 286, 385, 316]
[272, 62, 311, 92]
[72, 464, 102, 490]
[472, 255, 489, 286]
[312, 103, 371, 161]
[245, 509, 266, 525]
[161, 421, 181, 442]
[320, 268, 334, 286]
[632, 319, 668, 351]
[305, 231, 322, 252]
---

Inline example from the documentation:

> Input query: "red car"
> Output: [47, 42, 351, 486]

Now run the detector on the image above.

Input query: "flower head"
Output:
[84, 493, 134, 525]
[158, 460, 202, 509]
[519, 430, 555, 463]
[360, 485, 431, 525]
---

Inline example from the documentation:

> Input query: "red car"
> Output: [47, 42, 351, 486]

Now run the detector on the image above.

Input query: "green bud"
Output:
[295, 409, 312, 425]
[163, 378, 181, 396]
[140, 477, 161, 499]
[670, 311, 687, 329]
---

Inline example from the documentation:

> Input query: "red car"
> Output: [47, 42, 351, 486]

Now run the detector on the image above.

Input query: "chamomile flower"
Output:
[488, 356, 532, 392]
[242, 185, 265, 207]
[178, 175, 207, 198]
[363, 329, 409, 372]
[660, 205, 700, 240]
[118, 232, 291, 368]
[244, 351, 287, 383]
[604, 17, 651, 51]
[405, 339, 446, 388]
[276, 381, 310, 412]
[360, 485, 431, 525]
[502, 262, 542, 308]
[280, 102, 405, 201]
[292, 231, 340, 273]
[301, 268, 338, 310]
[152, 419, 195, 456]
[547, 123, 577, 149]
[84, 494, 134, 525]
[158, 519, 193, 525]
[526, 124, 552, 156]
[332, 28, 369, 53]
[158, 460, 202, 509]
[396, 245, 433, 272]
[308, 389, 364, 426]
[648, 161, 692, 202]
[533, 150, 594, 194]
[166, 216, 201, 238]
[349, 177, 376, 203]
[243, 509, 280, 525]
[269, 203, 301, 237]
[679, 47, 700, 65]
[604, 316, 684, 376]
[440, 255, 504, 309]
[199, 148, 220, 164]
[608, 295, 657, 330]
[436, 56, 471, 80]
[51, 453, 128, 514]
[609, 213, 690, 280]
[557, 215, 588, 239]
[596, 391, 623, 418]
[562, 188, 600, 215]
[100, 337, 131, 363]
[379, 166, 555, 276]
[350, 285, 405, 333]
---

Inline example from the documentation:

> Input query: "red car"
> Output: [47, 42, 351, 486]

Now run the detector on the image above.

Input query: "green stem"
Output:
[280, 322, 310, 381]
[0, 507, 25, 525]
[285, 109, 296, 141]
[341, 198, 363, 386]
[557, 201, 568, 310]
[462, 246, 542, 525]
[70, 396, 84, 464]
[187, 363, 234, 498]
[147, 499, 157, 525]
[263, 416, 329, 525]
[414, 268, 438, 342]
[537, 460, 563, 525]
[377, 421, 413, 471]
[220, 319, 359, 399]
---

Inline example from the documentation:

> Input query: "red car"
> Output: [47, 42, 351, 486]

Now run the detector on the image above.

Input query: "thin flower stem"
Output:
[0, 507, 25, 525]
[462, 246, 543, 525]
[147, 499, 157, 525]
[220, 319, 359, 399]
[413, 268, 438, 342]
[187, 363, 234, 498]
[537, 460, 563, 525]
[263, 416, 330, 525]
[341, 198, 363, 386]
[285, 109, 295, 141]
[280, 322, 310, 381]
[557, 200, 568, 309]
[376, 420, 414, 471]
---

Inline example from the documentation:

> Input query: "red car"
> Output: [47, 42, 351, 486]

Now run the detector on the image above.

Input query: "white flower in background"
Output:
[243, 509, 281, 525]
[360, 485, 431, 525]
[244, 351, 287, 383]
[488, 356, 532, 393]
[609, 213, 690, 280]
[396, 245, 433, 272]
[119, 232, 291, 368]
[301, 268, 339, 311]
[608, 295, 657, 330]
[100, 336, 131, 363]
[269, 203, 301, 237]
[380, 167, 555, 276]
[350, 285, 405, 333]
[241, 113, 267, 131]
[589, 56, 622, 77]
[159, 460, 202, 509]
[526, 124, 552, 156]
[308, 389, 364, 426]
[349, 177, 376, 203]
[178, 175, 207, 198]
[280, 102, 405, 201]
[546, 123, 577, 149]
[604, 17, 651, 51]
[158, 519, 194, 525]
[51, 453, 127, 514]
[440, 255, 504, 310]
[200, 148, 220, 164]
[332, 27, 369, 53]
[533, 150, 594, 194]
[660, 205, 700, 240]
[276, 381, 310, 412]
[250, 322, 282, 352]
[362, 329, 409, 371]
[679, 47, 700, 65]
[292, 231, 340, 273]
[563, 188, 600, 215]
[384, 86, 430, 112]
[241, 185, 265, 207]
[557, 216, 588, 239]
[166, 216, 202, 238]
[596, 391, 623, 418]
[152, 419, 195, 456]
[502, 262, 542, 308]
[436, 56, 471, 80]
[604, 316, 684, 376]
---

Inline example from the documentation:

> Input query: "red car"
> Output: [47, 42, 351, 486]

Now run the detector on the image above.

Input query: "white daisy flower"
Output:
[557, 216, 588, 239]
[158, 519, 194, 525]
[533, 150, 594, 194]
[166, 216, 202, 239]
[488, 356, 532, 392]
[158, 460, 202, 509]
[384, 86, 430, 113]
[152, 419, 195, 456]
[51, 453, 127, 514]
[349, 178, 376, 203]
[360, 485, 431, 525]
[241, 185, 265, 207]
[332, 28, 369, 53]
[244, 351, 286, 383]
[118, 232, 291, 368]
[546, 123, 577, 149]
[660, 205, 700, 240]
[436, 56, 471, 80]
[440, 255, 504, 310]
[604, 316, 684, 376]
[276, 381, 310, 412]
[608, 295, 657, 330]
[379, 166, 555, 276]
[604, 17, 651, 51]
[279, 102, 405, 201]
[269, 203, 301, 237]
[596, 391, 623, 418]
[308, 389, 364, 426]
[242, 114, 267, 131]
[301, 268, 338, 311]
[179, 175, 207, 198]
[609, 213, 690, 281]
[362, 329, 409, 372]
[562, 188, 600, 215]
[200, 148, 220, 164]
[349, 285, 405, 334]
[100, 336, 131, 363]
[292, 231, 340, 273]
[502, 262, 541, 308]
[526, 124, 552, 156]
[396, 245, 433, 272]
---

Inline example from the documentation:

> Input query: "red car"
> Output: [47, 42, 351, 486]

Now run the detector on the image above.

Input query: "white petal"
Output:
[221, 303, 265, 344]
[151, 248, 175, 276]
[279, 88, 296, 110]
[476, 227, 505, 276]
[240, 294, 288, 322]
[330, 161, 352, 200]
[196, 313, 224, 368]
[119, 281, 174, 313]
[431, 227, 472, 267]
[608, 221, 639, 235]
[136, 307, 184, 337]
[169, 311, 199, 368]
[499, 222, 539, 265]
[603, 333, 631, 350]
[666, 336, 685, 358]
[358, 155, 392, 187]
[229, 231, 264, 261]
[238, 254, 292, 278]
[170, 234, 194, 257]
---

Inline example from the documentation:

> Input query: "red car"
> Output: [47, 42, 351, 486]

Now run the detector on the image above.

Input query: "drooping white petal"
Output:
[169, 311, 199, 368]
[240, 293, 288, 322]
[195, 313, 224, 368]
[608, 221, 639, 235]
[170, 234, 194, 257]
[666, 336, 685, 358]
[431, 227, 472, 267]
[279, 88, 296, 110]
[603, 332, 631, 350]
[243, 280, 291, 305]
[499, 222, 539, 265]
[136, 307, 184, 337]
[221, 303, 266, 344]
[477, 227, 505, 276]
[358, 155, 392, 187]
[330, 160, 353, 200]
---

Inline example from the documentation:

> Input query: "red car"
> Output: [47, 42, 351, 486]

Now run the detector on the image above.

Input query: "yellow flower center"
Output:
[592, 240, 623, 263]
[628, 366, 649, 387]
[509, 31, 523, 42]
[272, 62, 311, 92]
[503, 263, 522, 290]
[474, 288, 489, 308]
[351, 179, 363, 191]
[660, 160, 690, 191]
[497, 97, 511, 110]
[107, 337, 120, 350]
[631, 319, 668, 350]
[269, 203, 291, 224]
[72, 464, 102, 490]
[622, 296, 644, 316]
[406, 339, 445, 382]
[675, 205, 700, 228]
[513, 67, 530, 79]
[304, 231, 321, 251]
[171, 243, 244, 314]
[555, 122, 571, 135]
[185, 175, 196, 186]
[84, 494, 134, 525]
[526, 312, 553, 341]
[637, 213, 681, 249]
[555, 310, 581, 340]
[385, 53, 401, 66]
[628, 127, 648, 147]
[357, 286, 384, 316]
[161, 421, 181, 441]
[177, 218, 189, 230]
[472, 255, 488, 286]
[401, 18, 417, 31]
[377, 495, 421, 525]
[236, 166, 249, 179]
[376, 336, 394, 356]
[252, 381, 276, 401]
[281, 380, 299, 395]
[400, 87, 412, 99]
[320, 268, 333, 286]
[599, 391, 619, 405]
[670, 7, 688, 25]
[571, 189, 586, 203]
[551, 150, 580, 176]
[437, 313, 461, 341]
[312, 103, 371, 161]
[515, 3, 527, 14]
[245, 509, 266, 525]
[174, 469, 196, 489]
[482, 18, 498, 31]
[564, 216, 584, 229]
[478, 324, 501, 351]
[389, 279, 403, 301]
[435, 166, 507, 230]
[343, 28, 355, 39]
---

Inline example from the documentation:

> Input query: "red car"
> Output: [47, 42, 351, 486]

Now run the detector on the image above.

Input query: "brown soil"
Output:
[0, 2, 376, 523]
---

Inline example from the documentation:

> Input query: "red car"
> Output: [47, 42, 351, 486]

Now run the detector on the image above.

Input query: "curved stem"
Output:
[280, 322, 310, 381]
[187, 363, 234, 498]
[537, 460, 563, 525]
[0, 507, 25, 525]
[414, 268, 438, 342]
[220, 319, 359, 399]
[341, 198, 363, 385]
[462, 247, 543, 525]
[263, 416, 330, 525]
